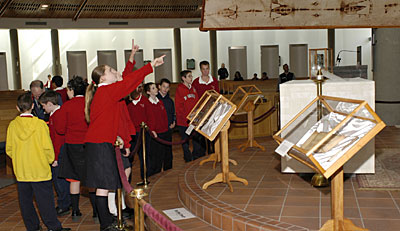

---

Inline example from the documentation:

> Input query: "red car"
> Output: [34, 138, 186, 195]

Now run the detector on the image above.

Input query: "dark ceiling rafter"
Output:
[73, 0, 88, 21]
[0, 0, 13, 17]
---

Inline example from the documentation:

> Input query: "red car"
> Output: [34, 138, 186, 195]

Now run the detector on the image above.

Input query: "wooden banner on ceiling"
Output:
[200, 0, 400, 30]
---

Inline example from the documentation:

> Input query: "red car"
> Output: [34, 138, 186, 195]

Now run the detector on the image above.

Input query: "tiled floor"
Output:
[0, 126, 399, 230]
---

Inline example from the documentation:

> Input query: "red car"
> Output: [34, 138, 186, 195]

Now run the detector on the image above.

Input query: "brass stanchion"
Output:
[114, 140, 133, 231]
[133, 188, 147, 231]
[136, 122, 149, 188]
[311, 68, 329, 187]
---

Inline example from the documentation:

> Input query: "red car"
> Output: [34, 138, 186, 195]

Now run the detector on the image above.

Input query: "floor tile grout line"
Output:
[278, 174, 293, 221]
[388, 191, 400, 215]
[319, 190, 322, 228]
[243, 173, 265, 211]
[351, 177, 365, 228]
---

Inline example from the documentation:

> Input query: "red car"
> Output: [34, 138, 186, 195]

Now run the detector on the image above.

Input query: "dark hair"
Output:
[17, 93, 33, 113]
[68, 76, 88, 96]
[85, 65, 106, 123]
[180, 70, 191, 81]
[144, 82, 155, 95]
[38, 90, 59, 105]
[29, 80, 44, 90]
[262, 72, 267, 75]
[159, 78, 171, 86]
[199, 60, 209, 68]
[52, 76, 63, 87]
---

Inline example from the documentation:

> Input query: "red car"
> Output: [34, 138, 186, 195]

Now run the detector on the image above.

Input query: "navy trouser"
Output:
[178, 126, 205, 162]
[51, 146, 71, 210]
[17, 180, 62, 231]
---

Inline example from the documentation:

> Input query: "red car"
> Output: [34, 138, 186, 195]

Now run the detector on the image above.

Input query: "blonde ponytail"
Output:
[85, 65, 107, 123]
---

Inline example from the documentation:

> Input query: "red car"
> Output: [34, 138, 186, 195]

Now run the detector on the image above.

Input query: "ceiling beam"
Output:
[73, 0, 88, 21]
[0, 0, 13, 17]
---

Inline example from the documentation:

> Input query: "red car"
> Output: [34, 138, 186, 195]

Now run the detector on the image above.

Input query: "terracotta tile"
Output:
[281, 206, 319, 218]
[221, 214, 233, 231]
[357, 198, 397, 208]
[203, 207, 212, 224]
[280, 217, 319, 230]
[248, 196, 285, 206]
[246, 222, 261, 231]
[233, 219, 246, 231]
[245, 205, 282, 217]
[363, 218, 400, 231]
[359, 207, 400, 219]
[211, 207, 222, 229]
[284, 196, 319, 207]
[254, 188, 287, 197]
[355, 190, 391, 198]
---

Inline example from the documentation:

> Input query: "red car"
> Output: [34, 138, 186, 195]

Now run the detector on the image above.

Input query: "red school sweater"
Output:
[55, 96, 88, 144]
[175, 83, 198, 127]
[192, 76, 219, 98]
[84, 63, 153, 144]
[127, 94, 149, 132]
[55, 88, 68, 104]
[48, 108, 65, 161]
[145, 98, 168, 134]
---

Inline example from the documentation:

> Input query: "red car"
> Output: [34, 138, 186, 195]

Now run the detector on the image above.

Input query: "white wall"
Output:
[335, 29, 372, 79]
[181, 28, 210, 79]
[0, 30, 13, 89]
[12, 28, 373, 88]
[58, 29, 175, 83]
[217, 29, 328, 79]
[18, 29, 53, 89]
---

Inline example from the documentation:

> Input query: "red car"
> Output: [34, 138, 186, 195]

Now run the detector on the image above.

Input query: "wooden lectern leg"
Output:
[320, 167, 367, 231]
[201, 136, 237, 168]
[199, 153, 218, 167]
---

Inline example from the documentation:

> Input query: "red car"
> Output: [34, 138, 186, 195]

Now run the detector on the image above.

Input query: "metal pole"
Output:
[137, 122, 149, 187]
[116, 188, 123, 229]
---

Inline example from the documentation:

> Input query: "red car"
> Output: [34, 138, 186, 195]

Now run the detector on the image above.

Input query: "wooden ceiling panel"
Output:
[0, 0, 202, 18]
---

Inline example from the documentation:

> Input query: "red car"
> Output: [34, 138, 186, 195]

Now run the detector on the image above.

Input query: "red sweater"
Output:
[127, 94, 149, 132]
[84, 63, 153, 145]
[118, 100, 134, 148]
[55, 96, 88, 144]
[192, 76, 219, 98]
[56, 88, 68, 104]
[49, 108, 65, 161]
[145, 98, 168, 133]
[175, 83, 198, 127]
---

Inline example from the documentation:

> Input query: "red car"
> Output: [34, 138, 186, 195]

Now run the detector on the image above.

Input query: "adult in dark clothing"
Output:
[233, 71, 244, 81]
[217, 63, 229, 80]
[277, 64, 295, 92]
[156, 78, 175, 171]
[30, 80, 63, 122]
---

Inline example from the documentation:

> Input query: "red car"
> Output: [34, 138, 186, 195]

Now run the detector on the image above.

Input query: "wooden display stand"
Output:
[273, 95, 386, 230]
[186, 90, 247, 192]
[203, 121, 248, 192]
[230, 85, 265, 152]
[199, 135, 238, 169]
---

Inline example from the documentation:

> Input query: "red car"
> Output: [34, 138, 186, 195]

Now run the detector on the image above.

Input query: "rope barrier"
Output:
[145, 127, 194, 146]
[141, 202, 183, 231]
[229, 106, 276, 124]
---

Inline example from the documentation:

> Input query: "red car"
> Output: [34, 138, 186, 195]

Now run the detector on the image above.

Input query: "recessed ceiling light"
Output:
[40, 4, 49, 10]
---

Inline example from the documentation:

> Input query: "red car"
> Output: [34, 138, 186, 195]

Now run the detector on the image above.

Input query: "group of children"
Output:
[6, 40, 221, 231]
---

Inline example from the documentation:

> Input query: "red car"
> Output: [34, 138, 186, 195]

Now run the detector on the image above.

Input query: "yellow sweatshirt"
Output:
[6, 116, 55, 182]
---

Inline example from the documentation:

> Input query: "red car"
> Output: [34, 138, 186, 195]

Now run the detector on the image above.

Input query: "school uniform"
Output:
[84, 62, 153, 190]
[192, 75, 220, 154]
[84, 62, 152, 230]
[145, 96, 169, 176]
[55, 87, 68, 104]
[126, 94, 150, 180]
[175, 83, 205, 162]
[6, 114, 63, 231]
[156, 92, 175, 170]
[48, 106, 71, 213]
[56, 96, 88, 182]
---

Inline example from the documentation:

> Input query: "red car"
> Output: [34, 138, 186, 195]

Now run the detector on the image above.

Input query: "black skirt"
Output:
[59, 143, 86, 181]
[85, 142, 121, 190]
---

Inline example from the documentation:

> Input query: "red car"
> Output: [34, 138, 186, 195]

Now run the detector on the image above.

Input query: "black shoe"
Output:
[92, 212, 99, 224]
[101, 225, 119, 231]
[56, 207, 70, 217]
[71, 210, 82, 222]
[122, 207, 134, 219]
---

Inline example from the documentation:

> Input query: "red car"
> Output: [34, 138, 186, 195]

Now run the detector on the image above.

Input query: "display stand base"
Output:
[203, 172, 248, 192]
[238, 139, 265, 152]
[202, 121, 248, 192]
[320, 218, 367, 231]
[199, 136, 237, 168]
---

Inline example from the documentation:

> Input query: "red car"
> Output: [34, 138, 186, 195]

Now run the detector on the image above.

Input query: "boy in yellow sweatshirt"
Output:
[6, 93, 70, 231]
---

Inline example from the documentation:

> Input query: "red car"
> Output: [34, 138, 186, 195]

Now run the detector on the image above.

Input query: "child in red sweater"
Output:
[56, 76, 90, 221]
[39, 91, 71, 217]
[126, 83, 151, 180]
[144, 82, 169, 176]
[175, 70, 205, 162]
[84, 39, 164, 231]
